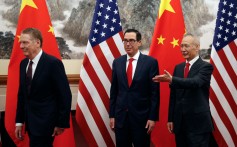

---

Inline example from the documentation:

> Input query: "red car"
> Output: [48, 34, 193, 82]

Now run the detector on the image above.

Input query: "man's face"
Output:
[19, 33, 40, 60]
[123, 32, 141, 57]
[180, 36, 199, 61]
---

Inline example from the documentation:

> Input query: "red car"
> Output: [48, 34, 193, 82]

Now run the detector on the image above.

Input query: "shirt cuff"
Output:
[16, 123, 23, 127]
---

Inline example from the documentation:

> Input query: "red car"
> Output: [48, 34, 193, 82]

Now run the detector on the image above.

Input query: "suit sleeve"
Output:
[171, 63, 213, 89]
[148, 59, 160, 121]
[109, 60, 118, 118]
[168, 66, 177, 122]
[15, 61, 25, 123]
[51, 59, 72, 128]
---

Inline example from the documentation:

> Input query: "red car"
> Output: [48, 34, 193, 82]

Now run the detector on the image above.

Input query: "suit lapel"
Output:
[188, 57, 202, 77]
[132, 53, 144, 86]
[31, 52, 46, 85]
[22, 59, 28, 77]
[179, 62, 186, 78]
[121, 55, 128, 87]
[22, 59, 29, 89]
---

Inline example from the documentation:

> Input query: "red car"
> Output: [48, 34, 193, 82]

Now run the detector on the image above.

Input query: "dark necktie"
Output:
[184, 62, 190, 78]
[26, 61, 33, 95]
[127, 58, 134, 87]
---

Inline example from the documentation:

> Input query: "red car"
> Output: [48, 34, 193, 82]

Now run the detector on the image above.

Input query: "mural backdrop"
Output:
[0, 0, 219, 60]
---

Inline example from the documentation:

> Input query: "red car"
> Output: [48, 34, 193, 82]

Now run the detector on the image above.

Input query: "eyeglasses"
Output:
[123, 39, 137, 45]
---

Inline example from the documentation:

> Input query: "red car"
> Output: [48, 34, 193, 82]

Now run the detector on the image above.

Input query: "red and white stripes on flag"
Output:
[209, 0, 237, 146]
[75, 0, 125, 146]
[210, 40, 237, 147]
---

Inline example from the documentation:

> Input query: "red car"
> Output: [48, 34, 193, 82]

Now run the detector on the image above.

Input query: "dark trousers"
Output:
[175, 122, 211, 147]
[175, 132, 210, 147]
[28, 132, 54, 147]
[115, 114, 150, 147]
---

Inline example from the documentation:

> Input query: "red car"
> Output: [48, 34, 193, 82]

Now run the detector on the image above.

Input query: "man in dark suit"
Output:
[153, 34, 214, 147]
[15, 28, 72, 147]
[109, 29, 160, 147]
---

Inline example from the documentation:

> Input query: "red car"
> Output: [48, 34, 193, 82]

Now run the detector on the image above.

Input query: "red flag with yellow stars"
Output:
[5, 0, 75, 146]
[149, 0, 185, 146]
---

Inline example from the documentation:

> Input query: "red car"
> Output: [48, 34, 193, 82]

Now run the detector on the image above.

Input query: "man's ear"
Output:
[36, 39, 41, 46]
[195, 44, 200, 52]
[138, 40, 142, 47]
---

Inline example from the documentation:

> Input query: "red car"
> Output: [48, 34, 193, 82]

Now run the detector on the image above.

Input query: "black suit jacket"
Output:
[168, 57, 214, 134]
[16, 52, 72, 136]
[109, 53, 160, 128]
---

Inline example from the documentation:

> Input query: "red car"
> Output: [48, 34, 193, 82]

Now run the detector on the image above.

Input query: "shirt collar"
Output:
[31, 49, 43, 65]
[187, 55, 199, 66]
[127, 51, 140, 61]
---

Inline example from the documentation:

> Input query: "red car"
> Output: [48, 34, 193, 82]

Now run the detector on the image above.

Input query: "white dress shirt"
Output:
[186, 55, 199, 70]
[26, 49, 43, 78]
[126, 51, 140, 79]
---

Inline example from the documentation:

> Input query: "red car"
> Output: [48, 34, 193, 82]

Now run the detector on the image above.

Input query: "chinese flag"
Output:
[5, 0, 75, 147]
[149, 0, 185, 146]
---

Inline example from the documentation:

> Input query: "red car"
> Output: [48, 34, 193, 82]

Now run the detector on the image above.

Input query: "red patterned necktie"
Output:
[127, 58, 134, 87]
[184, 62, 190, 78]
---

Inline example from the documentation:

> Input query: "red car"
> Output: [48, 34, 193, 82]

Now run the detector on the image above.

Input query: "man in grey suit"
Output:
[153, 34, 214, 147]
[109, 29, 160, 147]
[15, 28, 72, 147]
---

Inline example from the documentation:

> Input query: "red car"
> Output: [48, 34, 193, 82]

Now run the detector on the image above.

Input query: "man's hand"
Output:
[15, 126, 23, 140]
[145, 120, 156, 134]
[167, 122, 174, 133]
[52, 127, 65, 136]
[110, 118, 115, 131]
[153, 70, 172, 83]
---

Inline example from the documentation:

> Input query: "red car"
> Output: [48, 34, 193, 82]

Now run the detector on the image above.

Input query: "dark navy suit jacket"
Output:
[168, 57, 214, 134]
[109, 53, 160, 128]
[16, 52, 72, 136]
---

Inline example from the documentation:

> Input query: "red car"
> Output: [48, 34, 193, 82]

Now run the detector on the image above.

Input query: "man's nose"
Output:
[180, 46, 186, 51]
[20, 43, 24, 49]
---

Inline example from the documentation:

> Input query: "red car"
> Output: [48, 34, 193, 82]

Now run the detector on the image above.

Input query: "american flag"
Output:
[75, 0, 125, 146]
[210, 0, 237, 146]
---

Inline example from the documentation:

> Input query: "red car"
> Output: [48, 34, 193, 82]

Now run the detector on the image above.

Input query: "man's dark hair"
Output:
[22, 28, 43, 48]
[124, 29, 142, 41]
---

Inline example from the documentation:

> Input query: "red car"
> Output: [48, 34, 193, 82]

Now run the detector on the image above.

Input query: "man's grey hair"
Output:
[183, 33, 200, 46]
